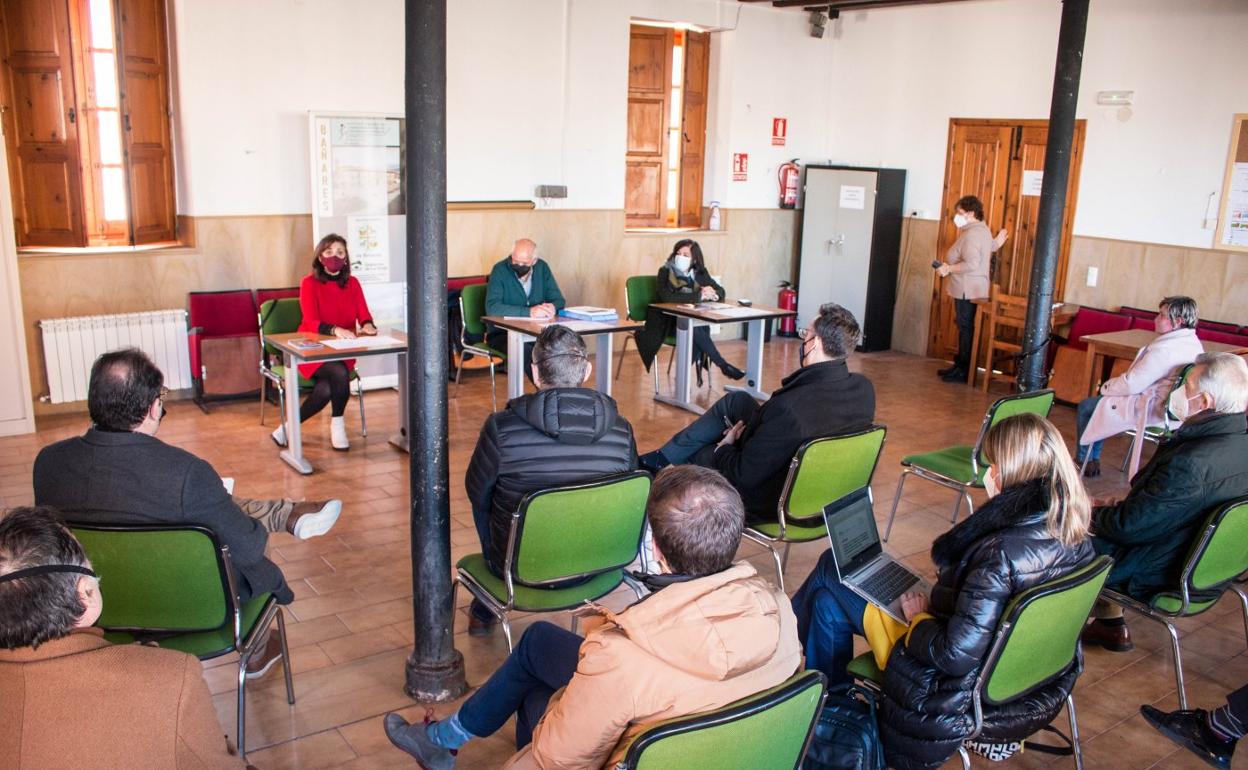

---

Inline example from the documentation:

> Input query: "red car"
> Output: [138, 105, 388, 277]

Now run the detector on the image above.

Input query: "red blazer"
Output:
[298, 273, 373, 377]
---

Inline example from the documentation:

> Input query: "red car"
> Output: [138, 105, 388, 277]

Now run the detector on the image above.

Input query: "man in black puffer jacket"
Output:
[464, 325, 636, 634]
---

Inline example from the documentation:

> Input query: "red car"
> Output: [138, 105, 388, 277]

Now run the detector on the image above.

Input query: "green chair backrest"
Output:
[71, 525, 232, 634]
[625, 275, 659, 322]
[979, 555, 1112, 706]
[1162, 363, 1196, 424]
[784, 426, 887, 525]
[260, 297, 303, 357]
[461, 283, 489, 336]
[511, 471, 651, 586]
[976, 389, 1055, 467]
[621, 670, 827, 770]
[1187, 497, 1248, 594]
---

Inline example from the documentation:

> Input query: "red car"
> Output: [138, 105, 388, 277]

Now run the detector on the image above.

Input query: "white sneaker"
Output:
[288, 499, 343, 539]
[271, 425, 287, 448]
[331, 416, 350, 451]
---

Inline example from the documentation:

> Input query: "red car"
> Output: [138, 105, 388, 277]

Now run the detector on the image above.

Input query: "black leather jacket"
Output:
[880, 479, 1094, 770]
[464, 387, 636, 572]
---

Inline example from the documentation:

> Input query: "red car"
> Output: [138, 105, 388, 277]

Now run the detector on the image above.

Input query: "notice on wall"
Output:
[346, 215, 390, 282]
[1221, 163, 1248, 248]
[839, 185, 865, 210]
[732, 153, 749, 182]
[772, 118, 787, 146]
[1022, 169, 1044, 197]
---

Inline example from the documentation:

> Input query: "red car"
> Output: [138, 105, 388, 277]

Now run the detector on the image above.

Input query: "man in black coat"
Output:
[640, 303, 875, 522]
[33, 349, 340, 677]
[464, 325, 636, 634]
[1083, 352, 1248, 652]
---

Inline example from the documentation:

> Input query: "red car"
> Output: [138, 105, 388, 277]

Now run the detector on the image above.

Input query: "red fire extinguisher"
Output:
[777, 281, 798, 337]
[778, 160, 800, 209]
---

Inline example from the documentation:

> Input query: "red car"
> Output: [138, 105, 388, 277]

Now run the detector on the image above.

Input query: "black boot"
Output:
[1141, 706, 1236, 769]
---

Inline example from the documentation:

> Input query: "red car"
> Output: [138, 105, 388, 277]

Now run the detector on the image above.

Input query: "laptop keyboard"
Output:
[858, 561, 920, 606]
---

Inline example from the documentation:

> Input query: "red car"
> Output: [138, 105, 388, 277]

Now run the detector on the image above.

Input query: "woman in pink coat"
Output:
[1076, 296, 1204, 477]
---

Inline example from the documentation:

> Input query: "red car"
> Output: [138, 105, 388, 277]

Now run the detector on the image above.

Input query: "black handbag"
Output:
[803, 683, 886, 770]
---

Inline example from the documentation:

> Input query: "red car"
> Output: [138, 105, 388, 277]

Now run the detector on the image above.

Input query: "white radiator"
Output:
[39, 310, 193, 404]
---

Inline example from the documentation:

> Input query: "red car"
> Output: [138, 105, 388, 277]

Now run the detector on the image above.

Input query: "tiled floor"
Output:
[1, 338, 1239, 769]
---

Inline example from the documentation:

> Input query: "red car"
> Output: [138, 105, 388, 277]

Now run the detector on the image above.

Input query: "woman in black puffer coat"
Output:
[791, 413, 1094, 770]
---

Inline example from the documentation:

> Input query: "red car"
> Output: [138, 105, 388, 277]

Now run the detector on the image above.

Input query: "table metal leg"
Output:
[278, 352, 313, 475]
[388, 351, 409, 453]
[506, 330, 524, 400]
[725, 318, 770, 401]
[595, 334, 613, 397]
[654, 316, 703, 414]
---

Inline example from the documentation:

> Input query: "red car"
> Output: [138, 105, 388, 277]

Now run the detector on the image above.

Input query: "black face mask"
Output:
[511, 261, 532, 279]
[799, 336, 812, 368]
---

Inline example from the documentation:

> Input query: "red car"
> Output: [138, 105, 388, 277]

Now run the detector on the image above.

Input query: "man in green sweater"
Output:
[485, 238, 567, 380]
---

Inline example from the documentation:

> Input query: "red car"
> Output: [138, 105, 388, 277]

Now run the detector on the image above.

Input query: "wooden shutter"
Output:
[624, 25, 671, 228]
[0, 0, 87, 247]
[115, 0, 174, 243]
[677, 30, 708, 228]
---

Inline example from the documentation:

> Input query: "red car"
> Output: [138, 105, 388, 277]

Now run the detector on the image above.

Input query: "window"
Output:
[625, 24, 710, 229]
[0, 0, 176, 248]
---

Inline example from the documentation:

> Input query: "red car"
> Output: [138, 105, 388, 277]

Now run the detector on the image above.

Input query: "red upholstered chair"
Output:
[1119, 306, 1158, 320]
[1063, 308, 1133, 351]
[1129, 315, 1155, 331]
[187, 290, 260, 412]
[256, 286, 300, 308]
[1048, 307, 1132, 403]
[1197, 319, 1241, 335]
[1196, 328, 1248, 347]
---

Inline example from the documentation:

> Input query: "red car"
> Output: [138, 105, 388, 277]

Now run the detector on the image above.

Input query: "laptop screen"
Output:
[823, 487, 883, 576]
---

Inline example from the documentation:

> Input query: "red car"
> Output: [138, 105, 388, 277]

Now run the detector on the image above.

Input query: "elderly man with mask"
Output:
[0, 506, 241, 768]
[485, 238, 567, 381]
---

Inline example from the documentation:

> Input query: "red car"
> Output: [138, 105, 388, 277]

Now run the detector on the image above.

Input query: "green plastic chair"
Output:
[882, 390, 1055, 542]
[455, 471, 651, 651]
[617, 669, 827, 770]
[848, 556, 1113, 770]
[743, 425, 887, 591]
[615, 275, 679, 392]
[257, 297, 367, 435]
[1103, 496, 1248, 709]
[71, 524, 293, 760]
[456, 283, 505, 411]
[1085, 363, 1194, 477]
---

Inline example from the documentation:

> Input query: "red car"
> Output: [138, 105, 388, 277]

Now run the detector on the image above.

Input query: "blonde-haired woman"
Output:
[791, 413, 1093, 770]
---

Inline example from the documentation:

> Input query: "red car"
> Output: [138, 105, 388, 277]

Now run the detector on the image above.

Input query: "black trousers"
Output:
[487, 330, 534, 385]
[659, 390, 759, 465]
[954, 298, 977, 370]
[298, 361, 350, 422]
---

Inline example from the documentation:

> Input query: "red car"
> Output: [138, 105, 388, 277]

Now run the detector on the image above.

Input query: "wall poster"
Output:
[1215, 114, 1248, 252]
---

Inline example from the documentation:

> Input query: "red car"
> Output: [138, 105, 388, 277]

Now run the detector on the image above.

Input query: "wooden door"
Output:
[625, 25, 670, 228]
[116, 0, 174, 243]
[927, 119, 1085, 360]
[0, 0, 87, 247]
[677, 29, 708, 228]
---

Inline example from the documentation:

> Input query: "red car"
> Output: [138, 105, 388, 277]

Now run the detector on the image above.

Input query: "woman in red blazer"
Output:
[271, 234, 375, 450]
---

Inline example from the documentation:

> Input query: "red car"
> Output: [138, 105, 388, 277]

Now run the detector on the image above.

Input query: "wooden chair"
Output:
[973, 285, 1028, 391]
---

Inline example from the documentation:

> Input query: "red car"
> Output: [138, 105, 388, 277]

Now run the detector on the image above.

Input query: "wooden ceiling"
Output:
[739, 0, 974, 13]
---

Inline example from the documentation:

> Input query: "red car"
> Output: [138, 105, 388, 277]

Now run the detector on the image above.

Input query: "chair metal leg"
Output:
[615, 336, 630, 382]
[1066, 693, 1084, 770]
[883, 470, 910, 542]
[356, 378, 367, 437]
[500, 614, 514, 653]
[276, 383, 287, 435]
[570, 613, 579, 635]
[1234, 586, 1248, 647]
[259, 381, 267, 425]
[236, 656, 248, 759]
[1163, 620, 1188, 709]
[745, 532, 784, 592]
[952, 489, 973, 525]
[277, 608, 295, 705]
[488, 361, 498, 412]
[781, 541, 792, 576]
[453, 350, 466, 396]
[667, 347, 675, 375]
[653, 361, 660, 395]
[957, 745, 972, 770]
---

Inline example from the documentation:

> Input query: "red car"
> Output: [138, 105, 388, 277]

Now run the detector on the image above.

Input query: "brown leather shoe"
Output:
[285, 500, 342, 539]
[245, 630, 284, 679]
[1082, 459, 1102, 478]
[1081, 619, 1133, 652]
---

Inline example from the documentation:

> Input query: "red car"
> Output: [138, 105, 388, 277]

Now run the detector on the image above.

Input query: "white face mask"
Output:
[983, 466, 1000, 498]
[1168, 389, 1200, 422]
[673, 255, 693, 273]
[953, 213, 969, 229]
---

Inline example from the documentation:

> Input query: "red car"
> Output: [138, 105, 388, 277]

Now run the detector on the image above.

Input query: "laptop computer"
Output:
[822, 486, 931, 623]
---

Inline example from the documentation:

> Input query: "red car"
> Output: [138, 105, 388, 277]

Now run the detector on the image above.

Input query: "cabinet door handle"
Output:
[68, 106, 76, 123]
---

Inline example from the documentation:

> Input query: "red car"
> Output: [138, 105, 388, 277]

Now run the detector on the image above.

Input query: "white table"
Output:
[650, 302, 797, 415]
[481, 315, 644, 400]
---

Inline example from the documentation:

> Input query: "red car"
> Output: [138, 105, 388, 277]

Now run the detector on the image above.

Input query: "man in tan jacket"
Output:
[0, 506, 241, 769]
[935, 194, 1007, 383]
[384, 465, 802, 769]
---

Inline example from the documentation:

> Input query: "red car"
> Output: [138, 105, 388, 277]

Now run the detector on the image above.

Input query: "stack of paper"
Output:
[560, 306, 619, 322]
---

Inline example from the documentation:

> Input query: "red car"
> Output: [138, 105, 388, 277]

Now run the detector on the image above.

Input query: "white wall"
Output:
[822, 0, 1248, 249]
[0, 132, 35, 435]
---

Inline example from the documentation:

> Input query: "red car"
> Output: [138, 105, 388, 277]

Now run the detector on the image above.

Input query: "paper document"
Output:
[708, 307, 763, 318]
[552, 320, 607, 332]
[696, 302, 734, 310]
[321, 335, 401, 350]
[503, 315, 542, 321]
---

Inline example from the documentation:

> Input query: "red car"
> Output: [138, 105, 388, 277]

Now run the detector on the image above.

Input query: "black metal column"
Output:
[1017, 0, 1089, 392]
[403, 0, 465, 702]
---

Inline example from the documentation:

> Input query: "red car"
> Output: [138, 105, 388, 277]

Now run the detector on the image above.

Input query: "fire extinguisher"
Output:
[778, 160, 800, 209]
[777, 281, 798, 337]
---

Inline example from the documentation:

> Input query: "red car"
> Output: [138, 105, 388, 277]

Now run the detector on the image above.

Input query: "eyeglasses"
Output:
[159, 386, 170, 399]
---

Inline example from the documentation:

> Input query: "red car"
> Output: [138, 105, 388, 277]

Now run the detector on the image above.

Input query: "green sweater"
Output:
[484, 257, 567, 317]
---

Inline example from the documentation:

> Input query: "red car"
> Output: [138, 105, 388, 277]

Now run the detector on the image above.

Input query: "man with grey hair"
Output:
[640, 302, 875, 523]
[485, 238, 567, 381]
[464, 325, 636, 635]
[1083, 352, 1248, 652]
[0, 506, 240, 767]
[1075, 295, 1203, 477]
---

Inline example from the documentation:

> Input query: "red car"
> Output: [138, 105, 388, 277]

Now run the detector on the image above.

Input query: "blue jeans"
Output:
[660, 390, 759, 464]
[457, 621, 583, 749]
[791, 549, 867, 685]
[1075, 395, 1103, 462]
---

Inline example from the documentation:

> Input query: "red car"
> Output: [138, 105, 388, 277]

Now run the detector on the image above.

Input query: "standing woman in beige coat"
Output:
[383, 466, 802, 770]
[935, 195, 1007, 383]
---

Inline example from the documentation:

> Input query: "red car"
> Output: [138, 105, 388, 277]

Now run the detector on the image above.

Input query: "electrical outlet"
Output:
[1086, 266, 1099, 288]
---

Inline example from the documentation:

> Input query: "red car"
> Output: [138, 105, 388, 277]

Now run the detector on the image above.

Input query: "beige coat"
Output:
[0, 629, 241, 769]
[503, 562, 802, 770]
[944, 220, 994, 300]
